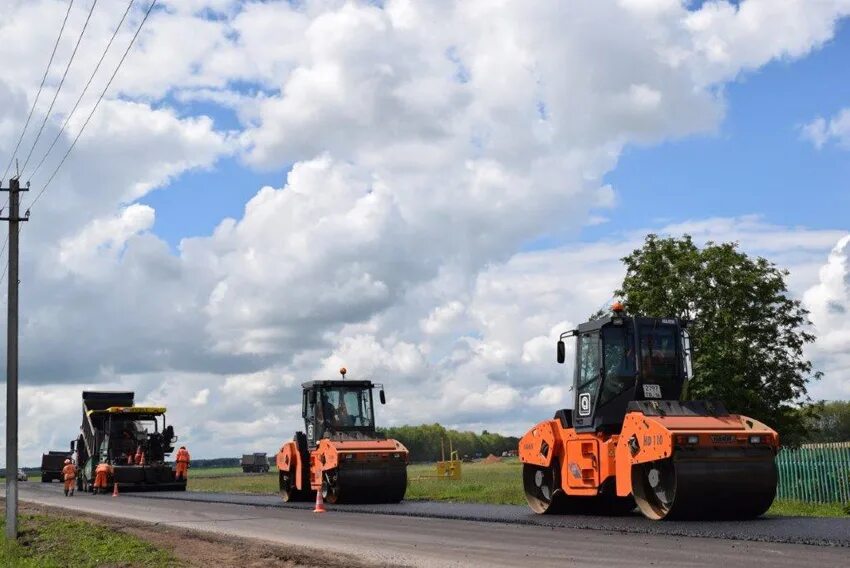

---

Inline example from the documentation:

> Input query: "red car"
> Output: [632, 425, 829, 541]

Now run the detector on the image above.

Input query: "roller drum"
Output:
[633, 448, 777, 520]
[326, 461, 407, 503]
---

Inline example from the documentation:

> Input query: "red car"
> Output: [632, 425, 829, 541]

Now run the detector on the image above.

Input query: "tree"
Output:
[803, 401, 850, 443]
[615, 235, 820, 445]
[378, 424, 519, 462]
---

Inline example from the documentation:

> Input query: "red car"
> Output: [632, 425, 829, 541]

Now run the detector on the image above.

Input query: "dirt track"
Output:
[9, 483, 850, 567]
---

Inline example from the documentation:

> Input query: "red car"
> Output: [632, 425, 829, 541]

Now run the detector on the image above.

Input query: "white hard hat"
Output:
[64, 459, 71, 464]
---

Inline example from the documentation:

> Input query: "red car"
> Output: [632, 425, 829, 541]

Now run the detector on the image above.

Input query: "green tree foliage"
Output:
[803, 401, 850, 443]
[378, 424, 519, 462]
[616, 235, 820, 445]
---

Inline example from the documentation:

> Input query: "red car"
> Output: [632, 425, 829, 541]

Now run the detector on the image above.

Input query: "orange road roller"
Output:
[276, 369, 408, 504]
[519, 304, 779, 520]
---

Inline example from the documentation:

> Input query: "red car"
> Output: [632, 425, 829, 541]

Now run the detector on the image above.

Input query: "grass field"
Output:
[0, 513, 180, 567]
[189, 466, 255, 479]
[405, 460, 524, 505]
[188, 459, 848, 517]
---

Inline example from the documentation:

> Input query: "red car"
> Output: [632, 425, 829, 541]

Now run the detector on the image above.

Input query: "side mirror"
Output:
[556, 340, 566, 364]
[379, 389, 386, 405]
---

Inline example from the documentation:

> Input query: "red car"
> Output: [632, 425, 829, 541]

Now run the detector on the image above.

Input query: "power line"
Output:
[27, 1, 137, 182]
[26, 0, 158, 213]
[19, 0, 100, 176]
[1, 0, 75, 184]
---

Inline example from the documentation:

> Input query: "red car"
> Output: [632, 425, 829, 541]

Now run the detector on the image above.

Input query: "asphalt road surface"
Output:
[12, 483, 850, 567]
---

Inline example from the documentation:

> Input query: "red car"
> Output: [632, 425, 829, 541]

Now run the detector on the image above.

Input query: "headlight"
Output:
[343, 453, 354, 460]
[687, 435, 699, 444]
[392, 453, 400, 459]
[749, 435, 762, 444]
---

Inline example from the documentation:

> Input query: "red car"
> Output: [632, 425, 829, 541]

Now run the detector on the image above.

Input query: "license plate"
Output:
[711, 434, 734, 443]
[643, 384, 662, 399]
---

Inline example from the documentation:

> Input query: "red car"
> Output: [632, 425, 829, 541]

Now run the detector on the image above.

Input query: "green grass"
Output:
[190, 466, 278, 479]
[189, 470, 279, 493]
[189, 458, 848, 517]
[189, 466, 246, 478]
[766, 500, 848, 518]
[405, 460, 525, 505]
[0, 514, 180, 568]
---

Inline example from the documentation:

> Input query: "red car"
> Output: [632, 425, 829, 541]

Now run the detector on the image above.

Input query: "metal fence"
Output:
[776, 442, 850, 504]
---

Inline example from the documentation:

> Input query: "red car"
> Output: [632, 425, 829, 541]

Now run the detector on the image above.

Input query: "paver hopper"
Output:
[75, 391, 186, 492]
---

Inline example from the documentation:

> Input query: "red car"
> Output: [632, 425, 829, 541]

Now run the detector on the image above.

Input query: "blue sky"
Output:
[599, 20, 850, 239]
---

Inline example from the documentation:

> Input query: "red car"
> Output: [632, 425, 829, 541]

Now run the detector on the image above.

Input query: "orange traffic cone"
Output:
[112, 482, 119, 497]
[313, 489, 326, 513]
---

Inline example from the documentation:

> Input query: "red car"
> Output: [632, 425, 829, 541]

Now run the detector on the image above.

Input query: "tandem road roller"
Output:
[519, 304, 779, 520]
[276, 369, 408, 504]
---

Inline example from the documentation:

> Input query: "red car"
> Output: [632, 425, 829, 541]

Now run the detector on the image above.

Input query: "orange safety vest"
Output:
[62, 464, 77, 481]
[95, 463, 112, 475]
[176, 449, 190, 464]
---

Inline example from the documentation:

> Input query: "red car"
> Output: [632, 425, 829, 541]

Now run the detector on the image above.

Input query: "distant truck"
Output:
[75, 391, 186, 492]
[241, 453, 270, 473]
[40, 450, 72, 483]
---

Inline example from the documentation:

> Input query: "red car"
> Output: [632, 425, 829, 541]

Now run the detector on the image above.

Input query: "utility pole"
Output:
[2, 176, 27, 539]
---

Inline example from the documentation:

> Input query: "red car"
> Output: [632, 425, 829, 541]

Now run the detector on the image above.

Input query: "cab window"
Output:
[318, 387, 375, 429]
[639, 325, 679, 391]
[600, 325, 636, 404]
[576, 333, 600, 415]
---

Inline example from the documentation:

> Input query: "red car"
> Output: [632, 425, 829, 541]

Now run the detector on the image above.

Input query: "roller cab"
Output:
[519, 306, 779, 520]
[277, 370, 408, 504]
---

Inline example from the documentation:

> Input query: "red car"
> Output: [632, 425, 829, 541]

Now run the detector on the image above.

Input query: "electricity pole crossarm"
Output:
[1, 177, 28, 540]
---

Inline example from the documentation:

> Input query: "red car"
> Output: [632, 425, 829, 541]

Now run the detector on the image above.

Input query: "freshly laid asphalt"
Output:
[120, 487, 850, 547]
[9, 483, 850, 567]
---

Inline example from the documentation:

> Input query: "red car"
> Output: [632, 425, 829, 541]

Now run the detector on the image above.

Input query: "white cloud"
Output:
[801, 108, 850, 149]
[58, 204, 155, 273]
[190, 388, 210, 406]
[683, 0, 850, 84]
[804, 235, 850, 400]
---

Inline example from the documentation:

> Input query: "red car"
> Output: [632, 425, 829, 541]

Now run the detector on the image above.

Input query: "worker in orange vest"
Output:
[135, 445, 145, 466]
[175, 446, 190, 481]
[61, 459, 77, 497]
[93, 461, 113, 494]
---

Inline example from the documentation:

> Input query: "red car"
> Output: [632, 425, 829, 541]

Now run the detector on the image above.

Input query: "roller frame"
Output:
[277, 436, 409, 504]
[519, 405, 779, 520]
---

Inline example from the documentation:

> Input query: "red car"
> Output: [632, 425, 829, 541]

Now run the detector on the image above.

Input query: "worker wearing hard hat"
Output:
[93, 461, 113, 495]
[61, 459, 77, 497]
[175, 446, 190, 481]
